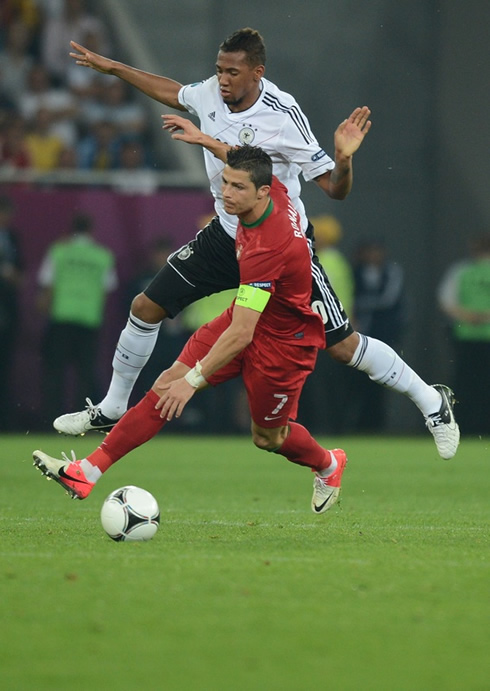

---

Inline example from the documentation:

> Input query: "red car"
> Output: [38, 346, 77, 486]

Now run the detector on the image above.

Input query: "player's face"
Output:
[221, 166, 269, 222]
[216, 51, 264, 112]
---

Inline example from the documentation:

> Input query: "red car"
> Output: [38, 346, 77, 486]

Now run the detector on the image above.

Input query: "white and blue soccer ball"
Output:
[100, 486, 160, 542]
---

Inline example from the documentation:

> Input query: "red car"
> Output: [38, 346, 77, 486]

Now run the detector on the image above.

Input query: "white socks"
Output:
[99, 313, 162, 419]
[80, 458, 102, 483]
[348, 335, 441, 416]
[318, 451, 338, 478]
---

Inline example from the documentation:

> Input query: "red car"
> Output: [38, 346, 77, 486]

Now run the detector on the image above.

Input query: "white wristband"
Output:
[184, 361, 206, 389]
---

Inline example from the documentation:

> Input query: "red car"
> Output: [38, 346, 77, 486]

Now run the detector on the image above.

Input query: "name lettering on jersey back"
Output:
[287, 201, 303, 238]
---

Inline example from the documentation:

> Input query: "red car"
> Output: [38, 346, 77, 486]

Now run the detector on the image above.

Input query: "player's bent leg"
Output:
[326, 331, 359, 363]
[251, 422, 289, 451]
[53, 296, 169, 436]
[252, 421, 347, 514]
[131, 292, 167, 323]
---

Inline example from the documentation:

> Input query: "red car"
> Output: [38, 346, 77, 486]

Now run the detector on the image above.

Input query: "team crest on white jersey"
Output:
[238, 126, 256, 145]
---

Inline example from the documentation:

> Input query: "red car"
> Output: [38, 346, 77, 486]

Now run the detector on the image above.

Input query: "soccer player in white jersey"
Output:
[56, 28, 459, 458]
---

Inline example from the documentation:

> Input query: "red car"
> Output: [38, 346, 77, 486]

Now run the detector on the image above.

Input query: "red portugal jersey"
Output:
[235, 177, 325, 348]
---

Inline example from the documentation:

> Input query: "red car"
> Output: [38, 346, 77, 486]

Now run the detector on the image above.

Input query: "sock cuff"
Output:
[129, 312, 162, 332]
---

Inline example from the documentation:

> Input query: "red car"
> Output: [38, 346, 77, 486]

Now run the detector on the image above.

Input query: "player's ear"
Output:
[253, 65, 265, 81]
[257, 184, 271, 199]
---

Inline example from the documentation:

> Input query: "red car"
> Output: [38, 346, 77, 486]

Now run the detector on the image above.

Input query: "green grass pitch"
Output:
[1, 433, 489, 690]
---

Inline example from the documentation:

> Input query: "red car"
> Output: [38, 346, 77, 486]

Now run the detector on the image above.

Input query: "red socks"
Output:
[87, 390, 166, 473]
[277, 422, 331, 472]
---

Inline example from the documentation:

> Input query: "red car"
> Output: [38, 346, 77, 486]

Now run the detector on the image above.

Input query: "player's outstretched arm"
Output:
[162, 114, 231, 161]
[69, 41, 185, 110]
[315, 106, 372, 200]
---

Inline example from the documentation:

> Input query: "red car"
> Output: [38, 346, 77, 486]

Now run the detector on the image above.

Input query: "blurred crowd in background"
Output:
[0, 0, 154, 172]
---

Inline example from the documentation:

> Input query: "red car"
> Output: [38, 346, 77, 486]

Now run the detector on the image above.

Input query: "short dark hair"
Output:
[226, 145, 272, 189]
[219, 28, 266, 67]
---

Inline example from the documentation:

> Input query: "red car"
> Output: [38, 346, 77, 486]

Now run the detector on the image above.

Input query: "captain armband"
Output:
[184, 360, 207, 388]
[235, 284, 272, 313]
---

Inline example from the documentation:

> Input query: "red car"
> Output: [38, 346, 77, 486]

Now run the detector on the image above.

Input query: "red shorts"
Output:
[178, 310, 318, 428]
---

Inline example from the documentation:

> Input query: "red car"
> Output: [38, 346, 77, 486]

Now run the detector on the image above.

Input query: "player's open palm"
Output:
[69, 40, 113, 74]
[335, 106, 372, 157]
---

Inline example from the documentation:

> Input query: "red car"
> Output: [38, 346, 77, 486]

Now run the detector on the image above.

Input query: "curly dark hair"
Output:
[219, 28, 266, 67]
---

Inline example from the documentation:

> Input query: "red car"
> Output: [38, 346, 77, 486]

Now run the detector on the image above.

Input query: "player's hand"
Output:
[155, 377, 196, 421]
[334, 106, 372, 158]
[69, 41, 114, 74]
[162, 114, 205, 144]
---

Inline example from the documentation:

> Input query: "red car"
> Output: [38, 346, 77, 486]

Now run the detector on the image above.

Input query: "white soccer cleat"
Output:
[53, 398, 120, 436]
[311, 449, 347, 514]
[425, 384, 460, 459]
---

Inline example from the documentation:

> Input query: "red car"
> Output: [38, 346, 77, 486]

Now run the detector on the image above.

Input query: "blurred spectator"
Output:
[34, 0, 64, 20]
[24, 106, 64, 169]
[0, 19, 34, 105]
[438, 234, 490, 435]
[118, 137, 151, 169]
[297, 215, 357, 434]
[80, 78, 147, 137]
[18, 64, 78, 146]
[77, 119, 119, 169]
[353, 240, 405, 344]
[56, 143, 78, 167]
[351, 239, 406, 431]
[0, 194, 23, 429]
[0, 113, 31, 168]
[37, 212, 117, 425]
[40, 0, 110, 85]
[1, 1, 41, 41]
[112, 136, 157, 194]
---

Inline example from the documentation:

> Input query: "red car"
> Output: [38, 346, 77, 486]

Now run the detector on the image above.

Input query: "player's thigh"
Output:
[176, 309, 243, 384]
[145, 218, 239, 318]
[243, 340, 317, 428]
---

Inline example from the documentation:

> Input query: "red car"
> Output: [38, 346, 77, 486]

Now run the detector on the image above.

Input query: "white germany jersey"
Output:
[178, 76, 335, 239]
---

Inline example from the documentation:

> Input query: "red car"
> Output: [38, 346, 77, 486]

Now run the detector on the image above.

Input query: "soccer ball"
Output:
[100, 486, 160, 542]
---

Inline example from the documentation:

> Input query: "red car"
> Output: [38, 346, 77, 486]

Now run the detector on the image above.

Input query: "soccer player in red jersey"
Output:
[33, 143, 347, 514]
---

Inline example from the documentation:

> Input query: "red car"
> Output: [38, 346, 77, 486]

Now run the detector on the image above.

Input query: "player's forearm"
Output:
[199, 134, 231, 162]
[314, 155, 353, 199]
[327, 154, 353, 199]
[110, 62, 185, 110]
[199, 328, 252, 381]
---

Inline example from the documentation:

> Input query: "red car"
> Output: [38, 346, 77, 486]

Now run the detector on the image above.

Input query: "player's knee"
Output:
[131, 293, 167, 323]
[152, 362, 188, 393]
[327, 331, 360, 364]
[252, 432, 273, 451]
[251, 426, 287, 452]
